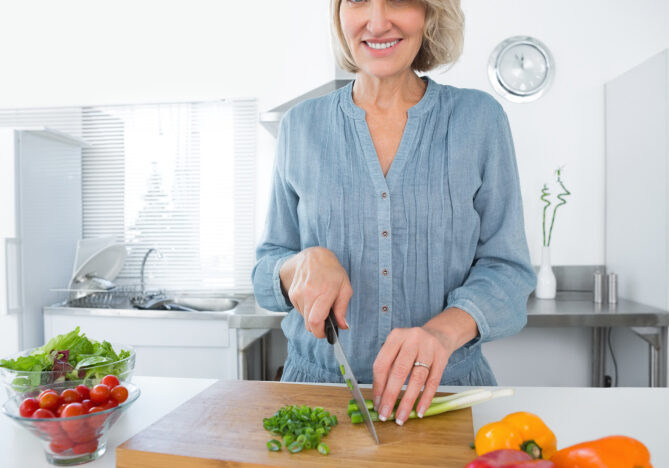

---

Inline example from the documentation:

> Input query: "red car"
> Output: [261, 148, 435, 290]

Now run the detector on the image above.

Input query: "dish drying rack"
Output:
[65, 284, 147, 309]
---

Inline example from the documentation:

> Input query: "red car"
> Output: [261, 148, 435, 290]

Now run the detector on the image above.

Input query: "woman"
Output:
[252, 0, 536, 426]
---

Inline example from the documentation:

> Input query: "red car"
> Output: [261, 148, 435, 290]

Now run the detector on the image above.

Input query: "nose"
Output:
[366, 0, 392, 36]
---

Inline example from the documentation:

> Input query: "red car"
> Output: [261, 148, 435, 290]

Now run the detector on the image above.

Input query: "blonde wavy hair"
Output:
[330, 0, 465, 73]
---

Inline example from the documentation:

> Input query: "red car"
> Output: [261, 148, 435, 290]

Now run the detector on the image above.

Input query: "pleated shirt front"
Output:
[252, 76, 536, 385]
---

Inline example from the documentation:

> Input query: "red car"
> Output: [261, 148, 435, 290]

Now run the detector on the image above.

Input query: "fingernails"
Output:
[417, 406, 426, 418]
[395, 410, 407, 426]
[373, 396, 380, 411]
[345, 320, 351, 329]
[379, 405, 390, 422]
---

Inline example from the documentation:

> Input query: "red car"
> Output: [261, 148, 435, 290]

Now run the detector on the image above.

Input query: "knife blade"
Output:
[325, 310, 380, 444]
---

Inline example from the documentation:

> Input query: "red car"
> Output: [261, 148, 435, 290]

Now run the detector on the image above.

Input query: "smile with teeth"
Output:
[365, 39, 401, 50]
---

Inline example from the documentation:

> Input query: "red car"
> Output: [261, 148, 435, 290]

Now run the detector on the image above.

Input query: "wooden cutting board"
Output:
[116, 380, 475, 467]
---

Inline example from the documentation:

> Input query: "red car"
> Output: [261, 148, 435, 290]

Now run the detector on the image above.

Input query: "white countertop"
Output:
[2, 377, 667, 467]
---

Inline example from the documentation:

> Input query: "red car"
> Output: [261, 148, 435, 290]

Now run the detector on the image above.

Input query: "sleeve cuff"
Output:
[446, 296, 491, 349]
[272, 254, 295, 310]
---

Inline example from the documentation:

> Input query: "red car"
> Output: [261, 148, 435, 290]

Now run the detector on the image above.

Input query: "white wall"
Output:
[3, 0, 667, 264]
[2, 1, 667, 385]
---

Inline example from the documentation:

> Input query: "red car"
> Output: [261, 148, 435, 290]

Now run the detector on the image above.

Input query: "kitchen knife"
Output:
[325, 310, 380, 444]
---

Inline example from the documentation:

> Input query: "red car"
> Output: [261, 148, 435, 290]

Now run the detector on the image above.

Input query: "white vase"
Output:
[535, 246, 557, 299]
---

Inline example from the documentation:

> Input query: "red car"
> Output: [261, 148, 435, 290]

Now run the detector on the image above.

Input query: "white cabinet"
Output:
[43, 311, 239, 380]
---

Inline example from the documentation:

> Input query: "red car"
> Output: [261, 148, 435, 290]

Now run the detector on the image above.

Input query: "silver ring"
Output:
[413, 361, 431, 371]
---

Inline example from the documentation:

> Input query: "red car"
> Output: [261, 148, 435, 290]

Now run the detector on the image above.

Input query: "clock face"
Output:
[498, 44, 548, 93]
[488, 36, 555, 103]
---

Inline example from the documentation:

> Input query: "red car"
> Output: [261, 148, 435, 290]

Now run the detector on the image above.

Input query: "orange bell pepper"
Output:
[475, 412, 557, 460]
[550, 435, 652, 468]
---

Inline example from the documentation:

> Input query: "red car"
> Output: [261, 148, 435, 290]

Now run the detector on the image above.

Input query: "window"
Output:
[0, 99, 257, 292]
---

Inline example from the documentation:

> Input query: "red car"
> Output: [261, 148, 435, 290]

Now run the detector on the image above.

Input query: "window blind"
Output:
[0, 99, 257, 292]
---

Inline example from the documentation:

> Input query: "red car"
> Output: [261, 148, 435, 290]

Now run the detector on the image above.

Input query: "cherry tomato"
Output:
[72, 439, 98, 455]
[40, 422, 66, 440]
[60, 402, 85, 418]
[89, 384, 111, 404]
[54, 403, 67, 417]
[60, 403, 85, 434]
[38, 389, 58, 400]
[66, 425, 97, 443]
[100, 399, 118, 410]
[110, 385, 128, 403]
[74, 385, 90, 400]
[49, 438, 74, 454]
[60, 388, 82, 404]
[81, 399, 94, 412]
[39, 392, 61, 411]
[86, 406, 108, 429]
[32, 408, 56, 418]
[19, 398, 40, 417]
[101, 375, 120, 389]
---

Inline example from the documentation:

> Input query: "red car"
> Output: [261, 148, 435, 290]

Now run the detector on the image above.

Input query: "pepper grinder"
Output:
[607, 273, 618, 304]
[593, 270, 604, 303]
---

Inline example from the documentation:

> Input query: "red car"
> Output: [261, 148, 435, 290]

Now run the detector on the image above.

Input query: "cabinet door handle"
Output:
[3, 237, 22, 315]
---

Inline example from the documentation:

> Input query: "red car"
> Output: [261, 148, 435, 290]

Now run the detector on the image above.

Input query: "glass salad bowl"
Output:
[2, 381, 140, 465]
[0, 341, 135, 401]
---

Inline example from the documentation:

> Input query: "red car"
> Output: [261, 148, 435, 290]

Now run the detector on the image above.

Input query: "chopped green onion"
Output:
[267, 439, 282, 452]
[288, 441, 304, 453]
[263, 404, 338, 454]
[317, 442, 330, 455]
[340, 364, 345, 376]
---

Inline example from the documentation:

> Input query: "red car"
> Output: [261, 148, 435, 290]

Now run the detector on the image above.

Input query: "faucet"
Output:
[140, 248, 162, 296]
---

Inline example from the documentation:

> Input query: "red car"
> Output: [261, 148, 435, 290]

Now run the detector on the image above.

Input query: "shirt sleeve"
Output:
[251, 114, 300, 311]
[446, 107, 537, 348]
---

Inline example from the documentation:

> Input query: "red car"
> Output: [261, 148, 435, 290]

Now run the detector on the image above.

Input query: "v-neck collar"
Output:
[340, 76, 438, 187]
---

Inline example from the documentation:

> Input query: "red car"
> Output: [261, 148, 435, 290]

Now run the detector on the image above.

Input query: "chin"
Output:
[357, 64, 412, 80]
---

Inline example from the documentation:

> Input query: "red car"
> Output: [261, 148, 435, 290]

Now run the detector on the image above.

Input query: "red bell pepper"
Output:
[465, 449, 556, 468]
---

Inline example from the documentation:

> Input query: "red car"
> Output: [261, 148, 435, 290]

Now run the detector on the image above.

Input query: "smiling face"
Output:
[339, 0, 426, 79]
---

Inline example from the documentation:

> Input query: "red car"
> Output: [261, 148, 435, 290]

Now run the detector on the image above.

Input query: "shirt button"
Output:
[381, 192, 388, 199]
[382, 269, 389, 276]
[381, 230, 388, 237]
[381, 305, 389, 312]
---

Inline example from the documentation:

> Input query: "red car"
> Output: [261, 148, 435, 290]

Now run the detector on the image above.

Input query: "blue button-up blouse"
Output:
[252, 76, 536, 386]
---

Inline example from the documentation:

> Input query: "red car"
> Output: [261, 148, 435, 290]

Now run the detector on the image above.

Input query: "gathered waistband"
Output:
[281, 342, 496, 386]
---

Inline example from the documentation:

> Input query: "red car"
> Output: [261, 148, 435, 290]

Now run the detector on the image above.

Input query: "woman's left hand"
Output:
[372, 326, 455, 426]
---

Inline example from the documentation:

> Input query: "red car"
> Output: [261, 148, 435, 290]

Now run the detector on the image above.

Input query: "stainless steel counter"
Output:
[527, 292, 669, 327]
[527, 292, 669, 387]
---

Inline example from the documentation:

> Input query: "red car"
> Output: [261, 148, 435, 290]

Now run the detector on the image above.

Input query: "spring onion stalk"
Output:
[346, 388, 490, 415]
[349, 388, 514, 424]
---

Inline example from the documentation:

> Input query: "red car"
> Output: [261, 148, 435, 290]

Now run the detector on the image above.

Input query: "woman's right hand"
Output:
[279, 246, 352, 339]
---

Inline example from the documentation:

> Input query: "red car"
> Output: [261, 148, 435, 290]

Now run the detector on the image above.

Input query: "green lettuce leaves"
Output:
[0, 326, 132, 392]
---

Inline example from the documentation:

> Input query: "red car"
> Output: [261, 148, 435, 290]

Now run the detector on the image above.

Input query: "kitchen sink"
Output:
[132, 293, 240, 312]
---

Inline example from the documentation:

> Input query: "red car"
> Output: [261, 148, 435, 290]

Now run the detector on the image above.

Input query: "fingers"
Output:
[415, 355, 447, 419]
[372, 329, 404, 411]
[332, 279, 353, 330]
[373, 328, 452, 426]
[307, 295, 331, 339]
[394, 351, 432, 426]
[289, 248, 353, 339]
[374, 331, 416, 422]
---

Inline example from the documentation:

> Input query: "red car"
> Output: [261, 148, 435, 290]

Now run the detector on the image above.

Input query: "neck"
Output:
[352, 70, 427, 113]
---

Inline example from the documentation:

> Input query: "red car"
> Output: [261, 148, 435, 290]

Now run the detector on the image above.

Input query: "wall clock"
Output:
[488, 36, 555, 103]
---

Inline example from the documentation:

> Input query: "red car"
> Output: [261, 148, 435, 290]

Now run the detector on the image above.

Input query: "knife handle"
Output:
[325, 308, 338, 345]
